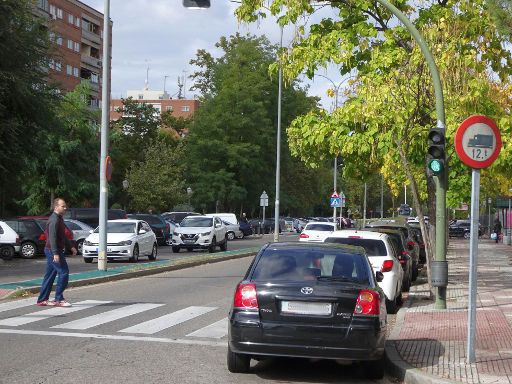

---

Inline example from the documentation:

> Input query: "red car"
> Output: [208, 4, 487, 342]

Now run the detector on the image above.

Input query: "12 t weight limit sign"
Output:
[455, 115, 501, 169]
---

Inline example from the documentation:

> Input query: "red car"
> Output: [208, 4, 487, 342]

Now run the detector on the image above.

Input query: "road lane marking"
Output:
[51, 303, 164, 330]
[0, 328, 226, 347]
[118, 306, 217, 334]
[0, 300, 111, 327]
[186, 317, 227, 339]
[0, 298, 37, 314]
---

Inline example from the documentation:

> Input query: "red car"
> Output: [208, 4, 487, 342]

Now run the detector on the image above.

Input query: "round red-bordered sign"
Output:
[105, 155, 113, 182]
[455, 115, 501, 169]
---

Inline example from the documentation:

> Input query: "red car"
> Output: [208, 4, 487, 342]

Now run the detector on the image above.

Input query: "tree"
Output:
[236, 1, 512, 277]
[0, 0, 59, 214]
[186, 34, 322, 215]
[125, 139, 186, 212]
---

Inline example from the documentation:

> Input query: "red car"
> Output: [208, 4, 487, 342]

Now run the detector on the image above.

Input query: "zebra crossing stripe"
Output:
[0, 298, 36, 314]
[119, 306, 217, 334]
[0, 300, 111, 327]
[51, 303, 164, 330]
[186, 317, 227, 339]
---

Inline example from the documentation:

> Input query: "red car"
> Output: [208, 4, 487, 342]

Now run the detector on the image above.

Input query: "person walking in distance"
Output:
[36, 198, 77, 307]
[493, 218, 502, 244]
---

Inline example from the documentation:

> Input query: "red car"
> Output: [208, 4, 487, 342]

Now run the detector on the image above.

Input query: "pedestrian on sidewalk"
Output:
[493, 218, 502, 243]
[36, 198, 77, 307]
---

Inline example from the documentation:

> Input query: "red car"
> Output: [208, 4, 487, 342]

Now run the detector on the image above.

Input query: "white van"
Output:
[0, 220, 20, 260]
[205, 213, 241, 240]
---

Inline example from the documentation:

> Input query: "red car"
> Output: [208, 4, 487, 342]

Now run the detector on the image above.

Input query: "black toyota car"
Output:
[227, 242, 387, 379]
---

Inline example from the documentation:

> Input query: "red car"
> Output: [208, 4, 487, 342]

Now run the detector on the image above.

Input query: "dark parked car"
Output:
[449, 220, 483, 239]
[248, 218, 283, 234]
[127, 214, 170, 245]
[63, 208, 127, 228]
[227, 242, 387, 379]
[238, 220, 253, 237]
[4, 219, 45, 259]
[161, 211, 200, 224]
[408, 223, 427, 264]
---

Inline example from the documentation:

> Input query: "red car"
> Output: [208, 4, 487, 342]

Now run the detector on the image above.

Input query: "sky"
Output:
[83, 0, 341, 108]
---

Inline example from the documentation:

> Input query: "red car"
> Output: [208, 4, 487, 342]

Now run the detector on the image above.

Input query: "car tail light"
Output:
[354, 289, 380, 315]
[381, 260, 394, 272]
[39, 233, 46, 241]
[299, 233, 309, 239]
[348, 235, 361, 238]
[233, 283, 258, 309]
[407, 240, 415, 248]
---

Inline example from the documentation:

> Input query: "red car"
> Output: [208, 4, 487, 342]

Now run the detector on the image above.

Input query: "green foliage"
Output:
[186, 33, 324, 216]
[126, 139, 186, 212]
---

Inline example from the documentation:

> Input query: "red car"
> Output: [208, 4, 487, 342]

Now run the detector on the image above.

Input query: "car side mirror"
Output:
[139, 229, 147, 234]
[375, 271, 384, 282]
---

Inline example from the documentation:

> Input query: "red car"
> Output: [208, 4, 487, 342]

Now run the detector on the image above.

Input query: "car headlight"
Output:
[201, 231, 211, 236]
[118, 240, 132, 246]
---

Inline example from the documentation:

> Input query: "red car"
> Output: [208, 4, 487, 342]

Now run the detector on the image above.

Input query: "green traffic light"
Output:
[429, 159, 444, 174]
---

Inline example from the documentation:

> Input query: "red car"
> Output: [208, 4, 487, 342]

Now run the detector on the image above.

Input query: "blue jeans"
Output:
[37, 249, 69, 302]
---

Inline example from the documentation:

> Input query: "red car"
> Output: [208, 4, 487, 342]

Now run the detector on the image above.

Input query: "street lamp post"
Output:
[273, 24, 284, 243]
[488, 197, 492, 236]
[97, 1, 209, 271]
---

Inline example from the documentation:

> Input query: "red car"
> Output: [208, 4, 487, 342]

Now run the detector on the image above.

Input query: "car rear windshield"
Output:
[130, 215, 161, 225]
[180, 217, 213, 227]
[94, 222, 135, 233]
[252, 247, 371, 283]
[305, 223, 334, 231]
[324, 238, 387, 257]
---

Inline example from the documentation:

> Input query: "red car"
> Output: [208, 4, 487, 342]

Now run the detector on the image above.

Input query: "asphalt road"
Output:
[0, 233, 299, 285]
[0, 256, 399, 384]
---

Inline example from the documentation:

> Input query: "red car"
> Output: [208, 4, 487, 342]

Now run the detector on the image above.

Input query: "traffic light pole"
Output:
[375, 0, 447, 309]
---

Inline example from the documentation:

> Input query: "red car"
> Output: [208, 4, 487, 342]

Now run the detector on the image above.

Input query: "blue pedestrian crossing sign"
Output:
[330, 192, 341, 207]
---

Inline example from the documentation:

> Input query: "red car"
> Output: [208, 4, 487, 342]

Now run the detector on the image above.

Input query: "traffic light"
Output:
[427, 128, 445, 176]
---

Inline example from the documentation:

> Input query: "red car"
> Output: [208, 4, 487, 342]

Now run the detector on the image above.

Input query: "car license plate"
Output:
[280, 301, 332, 315]
[184, 239, 195, 243]
[95, 248, 112, 252]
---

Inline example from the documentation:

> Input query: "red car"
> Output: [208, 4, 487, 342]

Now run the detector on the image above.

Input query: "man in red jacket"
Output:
[36, 198, 77, 307]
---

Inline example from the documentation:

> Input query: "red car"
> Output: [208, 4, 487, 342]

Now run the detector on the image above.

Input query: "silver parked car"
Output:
[64, 219, 94, 255]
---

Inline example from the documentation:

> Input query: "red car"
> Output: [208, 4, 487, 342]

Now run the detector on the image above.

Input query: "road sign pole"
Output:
[467, 169, 480, 363]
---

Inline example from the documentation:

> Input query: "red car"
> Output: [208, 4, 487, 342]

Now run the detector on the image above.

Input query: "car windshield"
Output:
[252, 247, 371, 283]
[131, 215, 161, 225]
[180, 217, 213, 227]
[324, 238, 387, 257]
[305, 224, 334, 231]
[94, 222, 135, 234]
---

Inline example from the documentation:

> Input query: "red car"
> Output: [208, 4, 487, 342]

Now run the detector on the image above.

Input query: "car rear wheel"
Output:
[363, 355, 385, 379]
[226, 231, 235, 241]
[76, 239, 84, 255]
[386, 296, 399, 314]
[130, 245, 139, 262]
[148, 244, 157, 260]
[227, 346, 250, 373]
[0, 245, 14, 260]
[464, 231, 471, 239]
[83, 257, 93, 263]
[20, 241, 37, 259]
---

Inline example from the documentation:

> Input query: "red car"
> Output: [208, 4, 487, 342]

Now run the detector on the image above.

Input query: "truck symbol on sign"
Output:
[468, 134, 493, 148]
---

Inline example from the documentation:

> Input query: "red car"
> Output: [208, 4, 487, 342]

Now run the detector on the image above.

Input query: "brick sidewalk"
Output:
[387, 239, 512, 384]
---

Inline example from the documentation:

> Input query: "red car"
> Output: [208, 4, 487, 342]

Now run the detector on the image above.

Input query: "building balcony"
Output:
[81, 79, 100, 93]
[82, 55, 102, 69]
[81, 29, 101, 46]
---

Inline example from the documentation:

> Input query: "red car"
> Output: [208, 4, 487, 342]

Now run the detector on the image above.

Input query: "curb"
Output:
[385, 289, 461, 384]
[0, 249, 259, 301]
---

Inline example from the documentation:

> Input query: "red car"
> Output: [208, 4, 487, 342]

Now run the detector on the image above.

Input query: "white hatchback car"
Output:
[299, 222, 336, 242]
[0, 220, 20, 260]
[324, 230, 404, 313]
[82, 219, 157, 263]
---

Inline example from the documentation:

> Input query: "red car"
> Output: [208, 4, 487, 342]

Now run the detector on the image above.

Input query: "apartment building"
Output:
[35, 0, 112, 108]
[110, 89, 200, 120]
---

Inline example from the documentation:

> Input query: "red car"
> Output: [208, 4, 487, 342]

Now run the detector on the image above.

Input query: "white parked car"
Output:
[64, 219, 94, 255]
[323, 230, 404, 313]
[172, 215, 227, 253]
[82, 219, 157, 263]
[0, 220, 20, 260]
[299, 222, 336, 242]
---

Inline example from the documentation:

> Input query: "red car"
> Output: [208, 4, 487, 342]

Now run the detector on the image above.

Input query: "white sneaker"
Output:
[55, 300, 72, 307]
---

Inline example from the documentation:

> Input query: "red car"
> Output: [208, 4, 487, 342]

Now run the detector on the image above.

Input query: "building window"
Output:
[56, 8, 63, 19]
[91, 73, 99, 83]
[138, 94, 143, 100]
[67, 39, 73, 49]
[74, 42, 80, 52]
[49, 32, 55, 42]
[73, 67, 79, 77]
[49, 60, 55, 70]
[181, 105, 190, 112]
[55, 61, 62, 71]
[49, 4, 56, 17]
[75, 18, 80, 28]
[68, 14, 74, 24]
[56, 34, 63, 45]
[66, 65, 72, 75]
